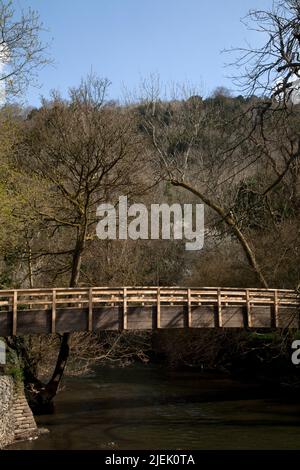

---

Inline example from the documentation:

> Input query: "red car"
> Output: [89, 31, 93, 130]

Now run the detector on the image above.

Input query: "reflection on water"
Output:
[9, 364, 300, 450]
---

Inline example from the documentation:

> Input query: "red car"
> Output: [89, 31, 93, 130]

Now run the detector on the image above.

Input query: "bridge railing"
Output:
[0, 286, 298, 335]
[0, 286, 298, 309]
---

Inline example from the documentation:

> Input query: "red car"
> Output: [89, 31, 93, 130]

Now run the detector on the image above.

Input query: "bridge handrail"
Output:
[0, 286, 298, 307]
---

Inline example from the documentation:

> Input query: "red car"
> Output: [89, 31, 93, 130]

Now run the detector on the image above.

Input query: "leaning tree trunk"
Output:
[31, 333, 70, 413]
[17, 333, 70, 414]
[172, 180, 268, 288]
[69, 236, 85, 289]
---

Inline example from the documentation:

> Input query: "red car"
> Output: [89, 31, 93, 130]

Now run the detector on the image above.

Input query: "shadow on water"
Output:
[8, 364, 300, 450]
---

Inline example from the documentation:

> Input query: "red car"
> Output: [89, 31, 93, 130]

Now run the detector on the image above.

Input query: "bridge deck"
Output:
[0, 287, 299, 336]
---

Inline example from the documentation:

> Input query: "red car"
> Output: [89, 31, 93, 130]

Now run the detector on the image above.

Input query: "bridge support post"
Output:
[123, 288, 127, 330]
[156, 288, 161, 329]
[12, 291, 17, 336]
[187, 288, 192, 328]
[273, 290, 279, 328]
[217, 289, 222, 327]
[51, 289, 56, 334]
[246, 289, 252, 328]
[88, 288, 93, 332]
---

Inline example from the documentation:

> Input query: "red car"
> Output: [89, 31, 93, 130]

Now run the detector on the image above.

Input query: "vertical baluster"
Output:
[12, 291, 17, 336]
[246, 289, 252, 327]
[187, 288, 192, 328]
[88, 287, 93, 332]
[274, 290, 279, 328]
[157, 287, 161, 329]
[123, 287, 127, 330]
[217, 288, 222, 327]
[52, 289, 56, 334]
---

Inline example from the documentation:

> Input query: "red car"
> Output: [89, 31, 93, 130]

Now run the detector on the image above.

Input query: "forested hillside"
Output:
[0, 82, 299, 290]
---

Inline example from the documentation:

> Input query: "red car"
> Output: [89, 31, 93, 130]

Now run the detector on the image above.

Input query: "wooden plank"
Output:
[55, 290, 90, 295]
[15, 289, 53, 295]
[55, 298, 89, 304]
[274, 290, 279, 328]
[88, 287, 93, 332]
[187, 288, 192, 328]
[56, 308, 88, 333]
[127, 306, 154, 329]
[16, 290, 86, 296]
[251, 306, 272, 327]
[3, 286, 296, 294]
[52, 289, 56, 334]
[93, 306, 120, 330]
[44, 294, 50, 310]
[93, 297, 123, 304]
[160, 306, 185, 328]
[9, 309, 51, 334]
[105, 296, 157, 303]
[217, 288, 222, 327]
[246, 289, 252, 327]
[192, 306, 215, 327]
[157, 287, 161, 328]
[7, 298, 88, 307]
[222, 306, 244, 327]
[123, 287, 127, 330]
[12, 291, 17, 336]
[0, 291, 18, 296]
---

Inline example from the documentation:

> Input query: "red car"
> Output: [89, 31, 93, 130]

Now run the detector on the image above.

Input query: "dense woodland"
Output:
[1, 0, 300, 408]
[0, 82, 299, 290]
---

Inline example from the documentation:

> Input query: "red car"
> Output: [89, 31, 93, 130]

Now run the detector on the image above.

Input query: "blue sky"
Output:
[16, 0, 273, 106]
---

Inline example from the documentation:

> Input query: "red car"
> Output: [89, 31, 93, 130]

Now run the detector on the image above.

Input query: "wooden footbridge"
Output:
[0, 286, 299, 336]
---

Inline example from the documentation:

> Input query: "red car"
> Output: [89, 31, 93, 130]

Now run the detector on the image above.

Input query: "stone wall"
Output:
[0, 376, 15, 448]
[0, 376, 38, 448]
[13, 383, 38, 441]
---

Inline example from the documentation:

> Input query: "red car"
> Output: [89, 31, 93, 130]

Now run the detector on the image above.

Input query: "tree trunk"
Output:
[172, 180, 268, 288]
[27, 245, 33, 288]
[70, 237, 85, 288]
[18, 333, 70, 413]
[23, 232, 87, 412]
[27, 333, 70, 413]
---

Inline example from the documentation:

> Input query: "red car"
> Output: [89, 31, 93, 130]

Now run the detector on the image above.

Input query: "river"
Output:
[9, 364, 300, 450]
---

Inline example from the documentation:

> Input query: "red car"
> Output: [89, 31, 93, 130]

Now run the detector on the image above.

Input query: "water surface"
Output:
[9, 364, 300, 450]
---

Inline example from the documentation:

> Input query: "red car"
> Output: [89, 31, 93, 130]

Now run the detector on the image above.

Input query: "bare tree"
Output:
[138, 2, 300, 290]
[140, 83, 269, 287]
[230, 0, 300, 101]
[0, 0, 49, 98]
[11, 75, 152, 408]
[20, 74, 146, 288]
